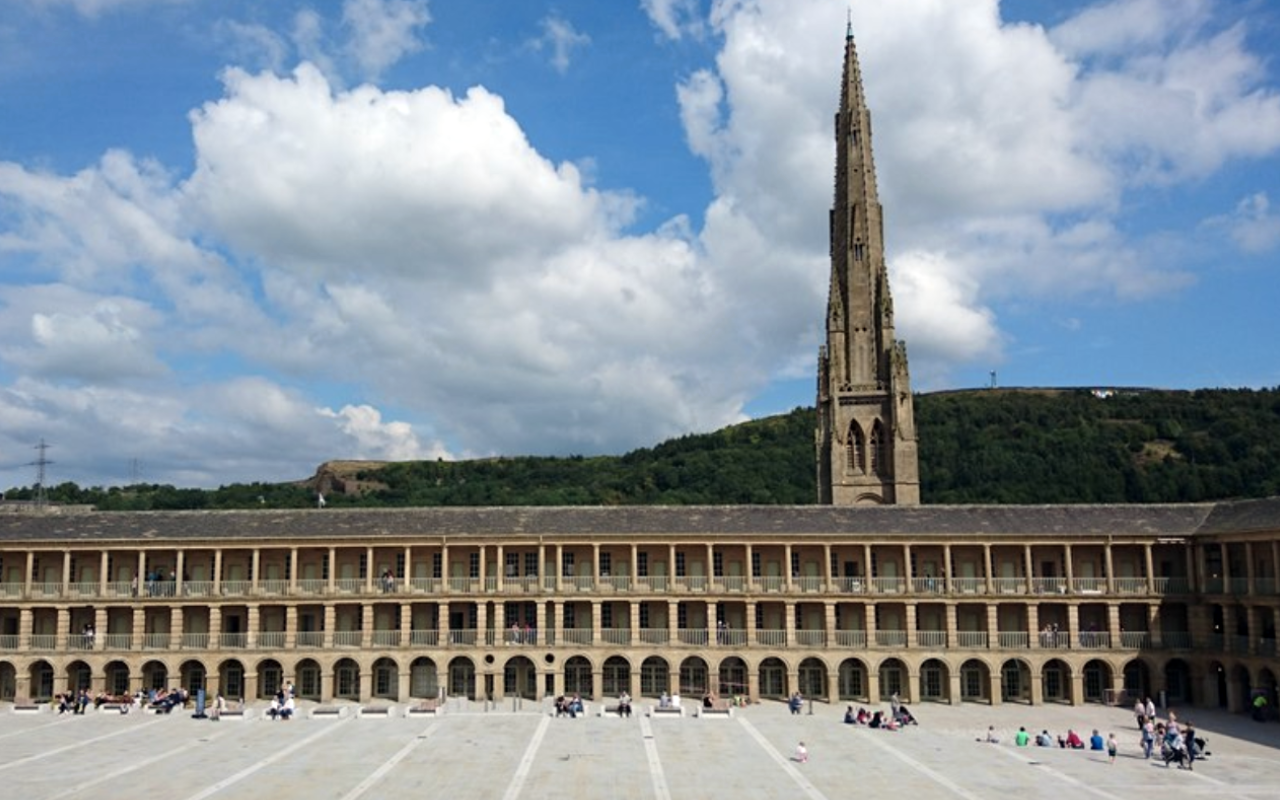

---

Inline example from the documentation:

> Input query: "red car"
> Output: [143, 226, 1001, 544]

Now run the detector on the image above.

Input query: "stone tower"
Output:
[816, 21, 919, 506]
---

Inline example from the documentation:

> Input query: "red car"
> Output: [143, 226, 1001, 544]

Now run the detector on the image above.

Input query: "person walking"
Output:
[1107, 732, 1118, 764]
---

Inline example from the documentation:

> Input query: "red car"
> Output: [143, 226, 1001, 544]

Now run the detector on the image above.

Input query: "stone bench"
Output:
[216, 701, 246, 720]
[10, 696, 42, 714]
[698, 699, 734, 718]
[406, 698, 442, 716]
[358, 705, 395, 718]
[310, 705, 346, 719]
[648, 705, 684, 717]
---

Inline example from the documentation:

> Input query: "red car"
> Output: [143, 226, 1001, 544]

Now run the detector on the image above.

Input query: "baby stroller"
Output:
[1161, 737, 1190, 769]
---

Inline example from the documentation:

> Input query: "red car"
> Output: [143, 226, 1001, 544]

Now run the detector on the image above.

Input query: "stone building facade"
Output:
[1, 26, 1276, 715]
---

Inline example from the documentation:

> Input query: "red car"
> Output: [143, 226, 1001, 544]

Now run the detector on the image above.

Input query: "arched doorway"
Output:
[372, 657, 398, 699]
[142, 660, 168, 692]
[295, 658, 322, 700]
[838, 658, 867, 701]
[104, 660, 130, 696]
[960, 659, 990, 703]
[333, 658, 360, 700]
[718, 656, 748, 698]
[181, 660, 207, 695]
[448, 656, 475, 699]
[879, 658, 907, 701]
[1041, 659, 1071, 704]
[1082, 659, 1111, 703]
[1123, 659, 1151, 703]
[564, 656, 593, 698]
[602, 656, 630, 696]
[919, 658, 949, 703]
[65, 660, 92, 692]
[1000, 659, 1030, 703]
[219, 659, 246, 700]
[640, 656, 668, 697]
[679, 656, 708, 696]
[759, 657, 787, 699]
[1164, 658, 1192, 705]
[258, 659, 283, 699]
[0, 661, 16, 700]
[29, 660, 54, 700]
[410, 657, 439, 698]
[503, 655, 537, 700]
[799, 657, 827, 699]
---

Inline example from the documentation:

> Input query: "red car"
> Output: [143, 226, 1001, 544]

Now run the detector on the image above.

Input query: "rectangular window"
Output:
[563, 604, 575, 628]
[505, 552, 519, 578]
[601, 604, 613, 629]
[752, 552, 761, 578]
[524, 552, 539, 577]
[284, 553, 292, 581]
[713, 552, 724, 578]
[562, 552, 575, 577]
[754, 604, 764, 629]
[359, 553, 368, 579]
[790, 551, 800, 577]
[599, 552, 612, 576]
[468, 553, 480, 579]
[870, 552, 878, 578]
[639, 603, 650, 628]
[395, 553, 405, 579]
[321, 554, 330, 581]
[677, 602, 687, 629]
[675, 553, 686, 578]
[637, 552, 649, 577]
[69, 557, 77, 582]
[830, 552, 839, 578]
[431, 553, 442, 580]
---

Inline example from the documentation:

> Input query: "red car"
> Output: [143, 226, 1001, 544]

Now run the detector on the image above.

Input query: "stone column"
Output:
[441, 544, 451, 592]
[904, 603, 917, 649]
[943, 545, 953, 593]
[134, 551, 144, 597]
[746, 600, 758, 646]
[1107, 603, 1122, 649]
[986, 605, 998, 649]
[535, 602, 548, 647]
[1067, 604, 1080, 650]
[591, 601, 602, 646]
[707, 601, 718, 646]
[284, 606, 296, 649]
[784, 544, 793, 592]
[745, 544, 755, 592]
[865, 602, 877, 646]
[944, 602, 957, 649]
[1024, 545, 1034, 593]
[825, 602, 837, 649]
[1144, 544, 1155, 594]
[289, 548, 298, 595]
[983, 545, 993, 594]
[94, 606, 107, 651]
[251, 548, 261, 594]
[475, 602, 487, 646]
[1027, 604, 1040, 649]
[1147, 603, 1162, 649]
[365, 547, 375, 594]
[361, 604, 374, 649]
[209, 606, 222, 650]
[99, 551, 110, 595]
[1104, 544, 1115, 594]
[214, 549, 224, 595]
[61, 551, 71, 595]
[55, 607, 70, 651]
[823, 544, 833, 592]
[493, 602, 505, 645]
[784, 601, 797, 647]
[630, 601, 641, 646]
[175, 550, 185, 596]
[247, 604, 259, 649]
[323, 605, 335, 649]
[399, 602, 411, 647]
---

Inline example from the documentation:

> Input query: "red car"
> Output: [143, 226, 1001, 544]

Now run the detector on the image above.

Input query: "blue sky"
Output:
[2, 0, 1279, 489]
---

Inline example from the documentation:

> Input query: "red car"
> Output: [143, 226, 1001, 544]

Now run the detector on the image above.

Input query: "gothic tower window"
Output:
[870, 421, 886, 476]
[846, 423, 865, 474]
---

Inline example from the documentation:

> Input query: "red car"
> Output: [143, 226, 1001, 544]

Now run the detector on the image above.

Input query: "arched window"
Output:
[870, 421, 886, 476]
[845, 424, 865, 474]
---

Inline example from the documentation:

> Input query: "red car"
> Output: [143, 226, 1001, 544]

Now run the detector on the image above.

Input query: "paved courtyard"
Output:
[2, 698, 1278, 800]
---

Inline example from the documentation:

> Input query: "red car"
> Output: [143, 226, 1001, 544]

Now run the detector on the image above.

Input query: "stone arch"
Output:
[295, 658, 322, 700]
[1041, 658, 1072, 704]
[65, 659, 92, 692]
[371, 656, 398, 700]
[758, 656, 788, 699]
[503, 655, 538, 700]
[919, 658, 949, 703]
[999, 658, 1031, 704]
[960, 658, 991, 703]
[409, 656, 439, 699]
[1082, 659, 1112, 704]
[103, 660, 130, 696]
[141, 660, 168, 692]
[180, 659, 207, 695]
[219, 658, 246, 700]
[799, 656, 828, 699]
[717, 656, 749, 698]
[878, 657, 908, 701]
[29, 660, 55, 700]
[564, 655, 593, 698]
[602, 655, 631, 697]
[447, 656, 476, 699]
[838, 657, 868, 702]
[640, 656, 669, 697]
[1122, 658, 1152, 703]
[332, 657, 360, 700]
[679, 656, 709, 696]
[0, 660, 15, 700]
[257, 658, 284, 699]
[1164, 658, 1193, 706]
[845, 421, 866, 474]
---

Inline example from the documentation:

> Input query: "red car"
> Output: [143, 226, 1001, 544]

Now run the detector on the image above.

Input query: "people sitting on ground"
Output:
[280, 695, 295, 720]
[618, 692, 632, 718]
[856, 707, 870, 725]
[702, 692, 716, 709]
[844, 705, 856, 724]
[267, 693, 281, 720]
[895, 705, 918, 726]
[1015, 726, 1030, 747]
[869, 711, 883, 729]
[983, 725, 1000, 744]
[1036, 730, 1054, 747]
[553, 695, 569, 717]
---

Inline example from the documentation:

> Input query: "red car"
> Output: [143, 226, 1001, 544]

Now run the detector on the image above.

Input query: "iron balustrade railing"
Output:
[30, 634, 57, 649]
[794, 577, 824, 593]
[757, 576, 784, 593]
[991, 578, 1024, 595]
[295, 632, 324, 648]
[875, 630, 907, 647]
[956, 631, 988, 648]
[184, 581, 215, 597]
[182, 633, 210, 649]
[410, 629, 439, 646]
[257, 632, 286, 649]
[0, 634, 18, 649]
[220, 633, 248, 648]
[410, 577, 441, 593]
[951, 578, 984, 594]
[331, 631, 362, 647]
[756, 629, 785, 646]
[1078, 631, 1111, 649]
[1114, 577, 1147, 594]
[0, 582, 23, 598]
[371, 630, 400, 647]
[870, 577, 905, 594]
[834, 630, 866, 647]
[795, 630, 826, 646]
[677, 629, 709, 646]
[1072, 578, 1107, 594]
[104, 633, 133, 650]
[1161, 631, 1192, 649]
[143, 633, 171, 649]
[639, 629, 669, 645]
[560, 629, 592, 646]
[449, 629, 478, 646]
[1120, 631, 1149, 649]
[257, 580, 289, 596]
[1032, 578, 1067, 594]
[916, 630, 947, 647]
[997, 632, 1029, 649]
[912, 577, 945, 594]
[601, 628, 631, 645]
[68, 634, 94, 650]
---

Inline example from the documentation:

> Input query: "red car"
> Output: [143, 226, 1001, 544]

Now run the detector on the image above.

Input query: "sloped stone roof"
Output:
[0, 500, 1251, 546]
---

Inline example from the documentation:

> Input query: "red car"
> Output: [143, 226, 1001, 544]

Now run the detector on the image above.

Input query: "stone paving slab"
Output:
[2, 701, 1278, 800]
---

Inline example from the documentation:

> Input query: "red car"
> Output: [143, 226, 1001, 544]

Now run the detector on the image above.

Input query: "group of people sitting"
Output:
[148, 687, 190, 713]
[266, 686, 297, 720]
[842, 704, 918, 729]
[553, 693, 586, 718]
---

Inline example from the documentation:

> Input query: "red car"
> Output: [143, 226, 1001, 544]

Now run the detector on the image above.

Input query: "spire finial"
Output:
[846, 8, 853, 39]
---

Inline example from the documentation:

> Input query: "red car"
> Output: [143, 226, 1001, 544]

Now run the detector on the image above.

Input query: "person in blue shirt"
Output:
[1090, 729, 1105, 750]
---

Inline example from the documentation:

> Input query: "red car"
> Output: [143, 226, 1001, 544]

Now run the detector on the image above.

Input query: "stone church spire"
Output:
[816, 22, 919, 505]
